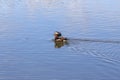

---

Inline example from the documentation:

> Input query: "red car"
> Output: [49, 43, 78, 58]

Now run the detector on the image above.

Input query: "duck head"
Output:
[54, 31, 62, 38]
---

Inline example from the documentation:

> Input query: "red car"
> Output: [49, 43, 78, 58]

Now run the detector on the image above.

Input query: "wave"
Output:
[68, 38, 120, 63]
[68, 38, 120, 44]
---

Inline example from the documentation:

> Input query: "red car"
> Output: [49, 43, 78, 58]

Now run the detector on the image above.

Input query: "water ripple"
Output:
[68, 39, 120, 64]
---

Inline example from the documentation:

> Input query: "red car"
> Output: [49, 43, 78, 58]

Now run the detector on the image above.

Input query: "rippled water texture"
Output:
[0, 0, 120, 80]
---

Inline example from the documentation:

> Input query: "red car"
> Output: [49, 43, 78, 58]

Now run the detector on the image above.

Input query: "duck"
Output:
[54, 31, 68, 42]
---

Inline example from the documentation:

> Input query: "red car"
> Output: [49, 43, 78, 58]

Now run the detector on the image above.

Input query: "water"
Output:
[0, 0, 120, 80]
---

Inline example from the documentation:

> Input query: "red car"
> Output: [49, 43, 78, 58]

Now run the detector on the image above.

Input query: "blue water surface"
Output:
[0, 0, 120, 80]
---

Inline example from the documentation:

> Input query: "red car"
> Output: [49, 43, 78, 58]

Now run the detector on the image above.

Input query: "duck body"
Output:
[54, 37, 68, 48]
[53, 31, 68, 48]
[54, 31, 68, 42]
[55, 37, 67, 42]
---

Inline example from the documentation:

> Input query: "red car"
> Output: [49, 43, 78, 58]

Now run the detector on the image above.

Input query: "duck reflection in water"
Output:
[54, 40, 69, 48]
[54, 31, 68, 48]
